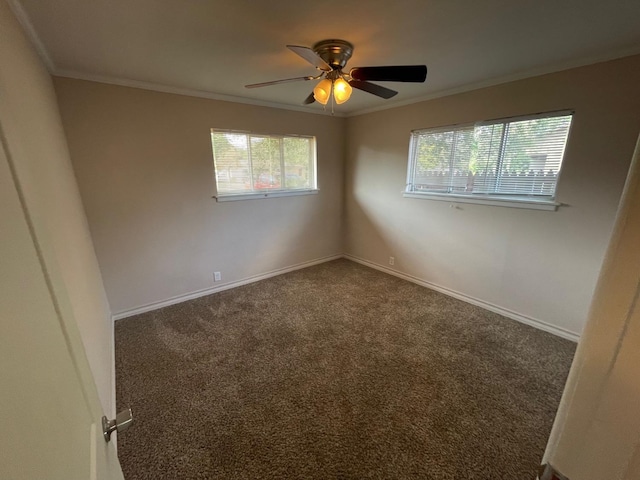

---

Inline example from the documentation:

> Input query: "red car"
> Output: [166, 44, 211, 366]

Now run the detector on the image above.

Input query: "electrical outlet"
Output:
[389, 256, 395, 266]
[214, 271, 221, 282]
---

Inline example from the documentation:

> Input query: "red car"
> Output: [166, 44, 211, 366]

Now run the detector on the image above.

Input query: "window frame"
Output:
[403, 110, 574, 210]
[211, 129, 319, 202]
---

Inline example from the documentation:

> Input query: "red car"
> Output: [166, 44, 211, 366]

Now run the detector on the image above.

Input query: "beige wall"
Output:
[54, 56, 640, 337]
[345, 55, 640, 337]
[53, 78, 345, 315]
[0, 1, 114, 416]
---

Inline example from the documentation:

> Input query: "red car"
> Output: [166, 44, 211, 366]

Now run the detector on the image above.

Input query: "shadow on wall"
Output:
[345, 197, 391, 259]
[347, 188, 475, 290]
[344, 115, 521, 289]
[345, 143, 402, 265]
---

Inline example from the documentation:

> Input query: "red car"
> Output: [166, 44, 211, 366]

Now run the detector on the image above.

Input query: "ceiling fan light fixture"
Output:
[246, 40, 427, 109]
[313, 78, 333, 105]
[333, 77, 352, 104]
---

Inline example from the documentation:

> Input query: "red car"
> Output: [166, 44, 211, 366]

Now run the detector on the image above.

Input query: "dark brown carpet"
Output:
[115, 259, 575, 479]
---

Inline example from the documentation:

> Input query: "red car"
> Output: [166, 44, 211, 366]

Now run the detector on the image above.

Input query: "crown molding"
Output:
[9, 1, 344, 117]
[53, 70, 347, 118]
[347, 46, 640, 117]
[7, 0, 54, 71]
[10, 0, 640, 119]
[61, 44, 637, 119]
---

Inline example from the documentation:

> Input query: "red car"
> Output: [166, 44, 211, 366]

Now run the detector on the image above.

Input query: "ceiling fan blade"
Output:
[303, 92, 316, 105]
[350, 65, 427, 83]
[245, 76, 315, 88]
[287, 45, 332, 71]
[349, 80, 398, 99]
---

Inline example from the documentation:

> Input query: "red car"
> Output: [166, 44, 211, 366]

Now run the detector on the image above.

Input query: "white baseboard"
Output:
[344, 254, 580, 342]
[112, 251, 580, 342]
[112, 254, 343, 321]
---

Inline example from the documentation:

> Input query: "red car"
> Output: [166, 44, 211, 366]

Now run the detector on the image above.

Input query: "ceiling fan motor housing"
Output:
[312, 39, 354, 69]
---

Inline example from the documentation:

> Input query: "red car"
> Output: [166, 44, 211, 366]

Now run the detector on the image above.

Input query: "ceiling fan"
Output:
[245, 39, 427, 107]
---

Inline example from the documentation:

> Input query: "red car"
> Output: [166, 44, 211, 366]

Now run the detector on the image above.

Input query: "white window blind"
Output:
[211, 130, 316, 197]
[407, 112, 573, 200]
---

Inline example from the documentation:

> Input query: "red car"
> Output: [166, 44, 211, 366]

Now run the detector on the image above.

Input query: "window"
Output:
[405, 111, 573, 210]
[211, 130, 317, 201]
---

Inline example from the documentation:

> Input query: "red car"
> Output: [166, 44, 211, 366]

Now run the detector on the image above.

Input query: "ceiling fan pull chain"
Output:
[331, 85, 335, 115]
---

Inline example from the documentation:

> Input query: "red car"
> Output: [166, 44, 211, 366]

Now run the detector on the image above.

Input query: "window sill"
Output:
[402, 191, 560, 211]
[214, 189, 319, 202]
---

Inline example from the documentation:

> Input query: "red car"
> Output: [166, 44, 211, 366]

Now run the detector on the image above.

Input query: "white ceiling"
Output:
[11, 0, 640, 115]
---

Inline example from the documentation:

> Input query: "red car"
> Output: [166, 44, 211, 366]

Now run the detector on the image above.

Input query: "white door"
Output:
[542, 139, 640, 478]
[0, 142, 124, 479]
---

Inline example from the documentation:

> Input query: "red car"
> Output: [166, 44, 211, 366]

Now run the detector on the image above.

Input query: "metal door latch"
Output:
[102, 408, 133, 442]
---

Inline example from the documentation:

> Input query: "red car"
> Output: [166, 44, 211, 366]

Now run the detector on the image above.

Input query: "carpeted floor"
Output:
[115, 259, 575, 479]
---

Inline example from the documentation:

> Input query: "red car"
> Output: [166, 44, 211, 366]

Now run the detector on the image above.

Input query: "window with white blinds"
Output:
[406, 111, 573, 206]
[211, 130, 317, 199]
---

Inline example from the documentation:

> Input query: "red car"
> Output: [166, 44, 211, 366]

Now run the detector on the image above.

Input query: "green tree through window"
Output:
[211, 130, 316, 196]
[408, 112, 572, 198]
